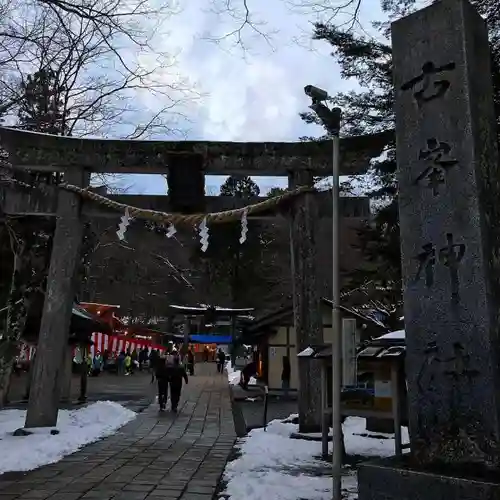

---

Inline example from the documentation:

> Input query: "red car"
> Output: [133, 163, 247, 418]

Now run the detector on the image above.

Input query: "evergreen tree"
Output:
[220, 176, 260, 198]
[267, 187, 288, 198]
[302, 1, 500, 304]
[17, 68, 69, 135]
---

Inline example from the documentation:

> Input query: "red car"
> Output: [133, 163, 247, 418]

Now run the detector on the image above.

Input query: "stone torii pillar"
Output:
[25, 168, 88, 429]
[289, 169, 323, 433]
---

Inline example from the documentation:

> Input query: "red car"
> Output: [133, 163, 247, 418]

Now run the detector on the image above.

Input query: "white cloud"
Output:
[135, 0, 386, 142]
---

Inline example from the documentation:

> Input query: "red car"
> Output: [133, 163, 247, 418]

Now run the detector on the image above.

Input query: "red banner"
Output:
[19, 332, 168, 361]
[89, 332, 167, 357]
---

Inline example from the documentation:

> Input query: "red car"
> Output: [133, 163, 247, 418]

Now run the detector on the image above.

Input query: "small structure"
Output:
[243, 298, 388, 391]
[298, 329, 408, 459]
[10, 303, 110, 404]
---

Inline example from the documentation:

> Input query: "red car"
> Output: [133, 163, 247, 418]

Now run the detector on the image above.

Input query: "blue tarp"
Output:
[189, 334, 233, 344]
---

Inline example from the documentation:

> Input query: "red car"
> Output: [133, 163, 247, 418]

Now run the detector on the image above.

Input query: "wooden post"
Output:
[79, 345, 88, 403]
[25, 169, 87, 428]
[391, 363, 402, 457]
[182, 316, 190, 355]
[289, 169, 322, 433]
[321, 362, 329, 459]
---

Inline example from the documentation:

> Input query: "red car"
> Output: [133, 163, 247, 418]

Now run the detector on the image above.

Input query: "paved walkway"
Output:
[0, 364, 236, 500]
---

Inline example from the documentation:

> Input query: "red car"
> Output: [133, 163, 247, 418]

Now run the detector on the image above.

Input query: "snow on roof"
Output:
[80, 302, 121, 309]
[72, 307, 96, 320]
[375, 330, 405, 341]
[297, 346, 315, 357]
[199, 304, 255, 312]
[169, 304, 254, 313]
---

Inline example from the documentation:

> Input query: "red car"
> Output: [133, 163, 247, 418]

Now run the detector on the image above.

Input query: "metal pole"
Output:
[183, 316, 190, 355]
[331, 130, 342, 500]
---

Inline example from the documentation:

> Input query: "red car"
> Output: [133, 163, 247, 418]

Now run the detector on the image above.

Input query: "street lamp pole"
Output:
[330, 120, 342, 500]
[304, 85, 342, 500]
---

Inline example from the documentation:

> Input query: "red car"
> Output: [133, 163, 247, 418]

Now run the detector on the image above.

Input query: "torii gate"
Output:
[0, 126, 391, 431]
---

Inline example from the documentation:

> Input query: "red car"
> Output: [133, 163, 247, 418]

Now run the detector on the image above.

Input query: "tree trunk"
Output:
[59, 344, 73, 403]
[0, 357, 14, 407]
[0, 240, 28, 408]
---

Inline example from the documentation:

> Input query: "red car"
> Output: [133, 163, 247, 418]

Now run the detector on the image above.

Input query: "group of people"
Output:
[88, 347, 152, 376]
[152, 347, 189, 412]
[85, 343, 231, 412]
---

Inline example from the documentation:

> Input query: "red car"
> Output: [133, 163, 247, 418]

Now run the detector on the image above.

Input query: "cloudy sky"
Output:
[120, 0, 387, 195]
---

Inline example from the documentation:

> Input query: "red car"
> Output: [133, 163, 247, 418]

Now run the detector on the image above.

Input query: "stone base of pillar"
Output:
[358, 456, 500, 500]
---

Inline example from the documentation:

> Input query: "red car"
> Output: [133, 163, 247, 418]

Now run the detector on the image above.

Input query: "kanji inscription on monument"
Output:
[393, 0, 500, 471]
[415, 138, 458, 195]
[401, 61, 456, 106]
[413, 233, 466, 301]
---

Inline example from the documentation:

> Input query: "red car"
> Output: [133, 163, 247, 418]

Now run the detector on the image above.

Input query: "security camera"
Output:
[304, 85, 330, 102]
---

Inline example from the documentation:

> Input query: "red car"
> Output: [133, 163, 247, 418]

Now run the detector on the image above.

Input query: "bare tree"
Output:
[1, 1, 197, 138]
[205, 0, 366, 50]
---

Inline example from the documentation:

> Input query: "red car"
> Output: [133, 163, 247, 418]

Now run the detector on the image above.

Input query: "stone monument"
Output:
[358, 0, 500, 497]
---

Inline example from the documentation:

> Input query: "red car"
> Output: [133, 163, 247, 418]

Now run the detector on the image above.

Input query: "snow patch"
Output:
[222, 416, 409, 500]
[0, 401, 136, 474]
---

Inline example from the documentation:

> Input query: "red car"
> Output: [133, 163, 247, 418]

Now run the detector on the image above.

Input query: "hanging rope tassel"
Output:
[116, 207, 132, 241]
[239, 208, 248, 244]
[199, 217, 209, 252]
[166, 223, 177, 238]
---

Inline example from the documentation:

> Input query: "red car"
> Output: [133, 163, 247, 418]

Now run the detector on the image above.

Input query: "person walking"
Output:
[186, 348, 195, 376]
[124, 352, 132, 375]
[240, 360, 257, 390]
[117, 351, 125, 376]
[131, 349, 138, 373]
[216, 349, 226, 374]
[281, 356, 291, 398]
[139, 347, 148, 371]
[149, 349, 159, 382]
[169, 356, 188, 412]
[102, 349, 109, 371]
[155, 353, 170, 411]
[91, 352, 103, 377]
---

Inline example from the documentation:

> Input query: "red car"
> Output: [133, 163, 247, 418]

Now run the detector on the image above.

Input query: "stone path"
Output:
[0, 364, 236, 500]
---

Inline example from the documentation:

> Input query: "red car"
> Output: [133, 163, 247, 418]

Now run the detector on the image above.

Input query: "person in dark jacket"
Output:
[138, 347, 148, 371]
[241, 361, 257, 390]
[169, 356, 188, 412]
[186, 348, 195, 376]
[281, 356, 291, 397]
[155, 354, 170, 411]
[216, 349, 226, 373]
[149, 349, 159, 382]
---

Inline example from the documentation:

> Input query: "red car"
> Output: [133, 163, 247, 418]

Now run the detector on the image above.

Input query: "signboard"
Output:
[342, 318, 357, 386]
[374, 380, 392, 399]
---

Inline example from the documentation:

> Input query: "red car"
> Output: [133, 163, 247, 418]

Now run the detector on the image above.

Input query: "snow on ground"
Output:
[226, 361, 257, 386]
[0, 401, 136, 474]
[222, 415, 409, 500]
